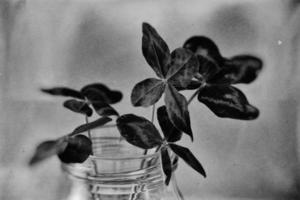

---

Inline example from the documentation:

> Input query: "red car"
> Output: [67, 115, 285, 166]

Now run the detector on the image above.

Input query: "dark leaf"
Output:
[41, 87, 84, 99]
[91, 101, 119, 117]
[157, 106, 182, 142]
[174, 80, 201, 91]
[164, 84, 193, 140]
[131, 78, 165, 107]
[211, 55, 263, 84]
[166, 48, 199, 88]
[197, 55, 220, 81]
[63, 99, 93, 117]
[198, 85, 259, 120]
[116, 114, 163, 149]
[183, 36, 223, 65]
[29, 138, 68, 166]
[169, 143, 206, 178]
[81, 83, 123, 104]
[58, 135, 92, 163]
[161, 147, 172, 185]
[70, 117, 112, 136]
[142, 22, 170, 78]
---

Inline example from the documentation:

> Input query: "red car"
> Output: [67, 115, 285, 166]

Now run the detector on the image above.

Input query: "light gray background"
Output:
[0, 0, 300, 199]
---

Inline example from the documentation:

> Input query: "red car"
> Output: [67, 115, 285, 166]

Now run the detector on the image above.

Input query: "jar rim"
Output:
[88, 149, 161, 161]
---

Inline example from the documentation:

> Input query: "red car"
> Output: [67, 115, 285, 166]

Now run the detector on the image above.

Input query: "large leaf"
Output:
[41, 87, 84, 99]
[29, 138, 68, 166]
[116, 114, 163, 149]
[166, 48, 199, 88]
[131, 78, 165, 107]
[91, 101, 119, 117]
[63, 99, 93, 116]
[81, 83, 123, 104]
[70, 117, 112, 136]
[212, 55, 263, 84]
[161, 147, 172, 185]
[164, 84, 193, 140]
[157, 106, 182, 142]
[198, 85, 259, 120]
[58, 135, 92, 163]
[142, 22, 170, 78]
[169, 144, 206, 178]
[183, 36, 223, 65]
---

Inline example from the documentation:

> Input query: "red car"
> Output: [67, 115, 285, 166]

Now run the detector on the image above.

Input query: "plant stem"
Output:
[85, 115, 99, 175]
[187, 83, 206, 105]
[85, 115, 93, 155]
[187, 89, 199, 105]
[143, 104, 156, 156]
[151, 103, 156, 123]
[172, 175, 185, 200]
[140, 104, 156, 170]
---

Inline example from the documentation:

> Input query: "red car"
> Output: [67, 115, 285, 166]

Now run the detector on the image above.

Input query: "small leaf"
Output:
[131, 78, 165, 107]
[212, 55, 263, 84]
[161, 147, 172, 185]
[164, 84, 193, 140]
[116, 114, 163, 149]
[157, 106, 182, 142]
[58, 135, 92, 164]
[81, 83, 123, 104]
[166, 48, 199, 88]
[70, 117, 112, 136]
[169, 143, 206, 178]
[198, 85, 259, 120]
[41, 87, 84, 99]
[183, 36, 223, 65]
[142, 22, 171, 78]
[63, 99, 93, 116]
[29, 138, 68, 166]
[91, 101, 119, 117]
[174, 80, 201, 91]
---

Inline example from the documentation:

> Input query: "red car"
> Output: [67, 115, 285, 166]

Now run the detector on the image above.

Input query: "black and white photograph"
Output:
[0, 0, 300, 199]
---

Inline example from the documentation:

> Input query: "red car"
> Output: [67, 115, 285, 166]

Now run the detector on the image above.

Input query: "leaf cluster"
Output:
[30, 22, 263, 188]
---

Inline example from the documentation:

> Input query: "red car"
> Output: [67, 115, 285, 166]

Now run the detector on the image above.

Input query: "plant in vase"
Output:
[29, 22, 263, 199]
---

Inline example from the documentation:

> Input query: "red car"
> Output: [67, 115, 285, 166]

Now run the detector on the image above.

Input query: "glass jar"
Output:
[61, 125, 183, 200]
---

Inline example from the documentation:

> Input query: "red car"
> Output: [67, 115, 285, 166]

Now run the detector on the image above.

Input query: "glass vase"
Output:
[61, 125, 183, 200]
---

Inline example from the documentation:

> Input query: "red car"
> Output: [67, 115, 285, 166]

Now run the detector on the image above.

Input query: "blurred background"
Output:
[0, 0, 300, 199]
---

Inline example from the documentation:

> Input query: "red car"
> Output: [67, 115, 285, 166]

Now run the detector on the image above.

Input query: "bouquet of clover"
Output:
[29, 22, 263, 187]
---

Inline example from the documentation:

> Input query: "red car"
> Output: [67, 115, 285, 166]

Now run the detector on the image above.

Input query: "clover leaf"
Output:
[198, 85, 259, 120]
[142, 22, 171, 78]
[131, 23, 197, 140]
[41, 87, 84, 99]
[183, 36, 262, 120]
[131, 78, 166, 107]
[63, 99, 93, 116]
[157, 106, 182, 143]
[169, 143, 206, 178]
[41, 83, 122, 117]
[58, 135, 92, 164]
[116, 114, 163, 149]
[29, 138, 68, 166]
[164, 84, 193, 140]
[161, 147, 172, 185]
